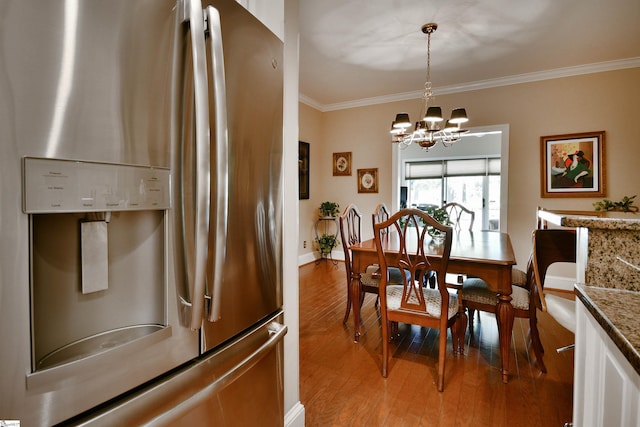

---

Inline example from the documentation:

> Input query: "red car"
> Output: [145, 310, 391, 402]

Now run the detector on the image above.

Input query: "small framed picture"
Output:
[357, 168, 378, 193]
[540, 131, 605, 198]
[332, 152, 352, 176]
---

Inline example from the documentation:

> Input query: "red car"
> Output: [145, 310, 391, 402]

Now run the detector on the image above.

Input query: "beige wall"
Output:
[298, 67, 640, 270]
[298, 103, 324, 260]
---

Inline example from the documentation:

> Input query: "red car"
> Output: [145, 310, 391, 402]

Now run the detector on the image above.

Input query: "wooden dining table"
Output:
[350, 229, 517, 383]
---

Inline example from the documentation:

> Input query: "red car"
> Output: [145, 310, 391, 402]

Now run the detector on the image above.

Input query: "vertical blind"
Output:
[405, 158, 501, 179]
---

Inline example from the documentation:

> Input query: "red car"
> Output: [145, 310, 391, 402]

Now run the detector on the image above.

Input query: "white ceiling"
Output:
[299, 0, 640, 111]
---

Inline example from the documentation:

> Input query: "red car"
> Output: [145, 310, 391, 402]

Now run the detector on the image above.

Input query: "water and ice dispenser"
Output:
[23, 157, 171, 372]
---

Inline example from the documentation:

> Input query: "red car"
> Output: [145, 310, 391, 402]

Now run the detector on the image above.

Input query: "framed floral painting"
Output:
[540, 131, 605, 198]
[357, 168, 378, 193]
[332, 152, 351, 176]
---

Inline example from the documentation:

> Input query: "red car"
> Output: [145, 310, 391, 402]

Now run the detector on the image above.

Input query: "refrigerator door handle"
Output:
[143, 322, 287, 426]
[66, 316, 287, 426]
[204, 6, 229, 323]
[180, 0, 210, 330]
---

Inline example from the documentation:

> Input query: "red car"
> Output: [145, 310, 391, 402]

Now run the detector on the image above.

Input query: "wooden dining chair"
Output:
[372, 203, 391, 227]
[460, 204, 534, 329]
[370, 202, 412, 295]
[438, 202, 480, 335]
[462, 228, 576, 373]
[339, 204, 393, 324]
[340, 204, 369, 323]
[440, 202, 475, 231]
[373, 208, 464, 391]
[531, 228, 578, 352]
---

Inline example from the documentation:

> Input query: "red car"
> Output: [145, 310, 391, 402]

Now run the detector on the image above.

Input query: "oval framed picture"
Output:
[333, 152, 351, 176]
[357, 168, 378, 193]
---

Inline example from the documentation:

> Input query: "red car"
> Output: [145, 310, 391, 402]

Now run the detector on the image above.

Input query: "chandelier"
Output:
[390, 23, 469, 151]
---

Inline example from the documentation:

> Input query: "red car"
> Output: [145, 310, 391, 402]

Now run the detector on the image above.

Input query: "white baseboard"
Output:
[298, 250, 345, 266]
[298, 252, 316, 266]
[284, 401, 305, 427]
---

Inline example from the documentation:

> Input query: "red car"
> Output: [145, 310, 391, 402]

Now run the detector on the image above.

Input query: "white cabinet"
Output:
[574, 299, 640, 426]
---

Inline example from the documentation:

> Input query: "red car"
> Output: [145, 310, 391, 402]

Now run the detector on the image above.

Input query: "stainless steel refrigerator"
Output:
[0, 0, 286, 425]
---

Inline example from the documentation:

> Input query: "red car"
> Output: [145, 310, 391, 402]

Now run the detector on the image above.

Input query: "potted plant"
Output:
[319, 201, 340, 217]
[421, 205, 451, 241]
[316, 233, 339, 255]
[593, 195, 638, 212]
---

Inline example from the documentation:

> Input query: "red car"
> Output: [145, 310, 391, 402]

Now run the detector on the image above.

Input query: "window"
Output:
[405, 157, 501, 230]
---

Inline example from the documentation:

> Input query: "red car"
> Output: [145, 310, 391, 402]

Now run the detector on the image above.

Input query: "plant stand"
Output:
[314, 217, 338, 266]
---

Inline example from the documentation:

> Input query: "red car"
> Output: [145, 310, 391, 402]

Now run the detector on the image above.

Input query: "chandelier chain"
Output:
[425, 30, 432, 100]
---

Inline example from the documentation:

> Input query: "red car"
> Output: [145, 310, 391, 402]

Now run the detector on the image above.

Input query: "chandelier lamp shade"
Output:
[390, 23, 469, 150]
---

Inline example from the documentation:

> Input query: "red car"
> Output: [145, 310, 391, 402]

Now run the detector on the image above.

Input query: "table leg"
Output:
[496, 293, 514, 383]
[350, 275, 361, 342]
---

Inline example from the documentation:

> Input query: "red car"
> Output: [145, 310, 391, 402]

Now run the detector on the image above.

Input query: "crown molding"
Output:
[300, 57, 640, 112]
[298, 94, 324, 111]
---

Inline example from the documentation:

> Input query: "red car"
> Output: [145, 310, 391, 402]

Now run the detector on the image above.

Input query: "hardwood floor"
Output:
[299, 261, 574, 427]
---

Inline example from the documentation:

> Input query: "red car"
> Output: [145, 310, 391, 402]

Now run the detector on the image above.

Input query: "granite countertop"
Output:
[538, 209, 640, 291]
[575, 283, 640, 376]
[539, 210, 640, 230]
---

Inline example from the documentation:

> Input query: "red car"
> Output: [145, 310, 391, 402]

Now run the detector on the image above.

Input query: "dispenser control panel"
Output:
[22, 157, 170, 213]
